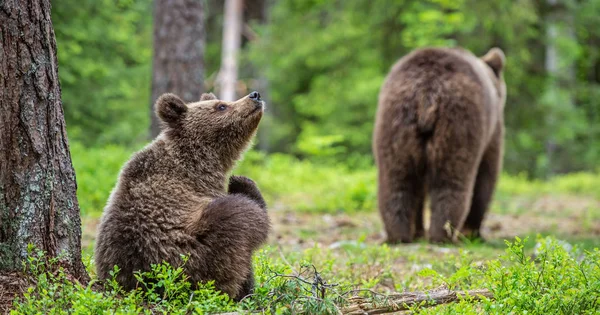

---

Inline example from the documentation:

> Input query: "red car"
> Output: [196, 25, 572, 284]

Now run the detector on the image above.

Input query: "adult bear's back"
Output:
[373, 47, 506, 243]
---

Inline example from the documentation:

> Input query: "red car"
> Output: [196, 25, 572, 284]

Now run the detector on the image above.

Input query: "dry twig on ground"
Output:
[341, 288, 493, 314]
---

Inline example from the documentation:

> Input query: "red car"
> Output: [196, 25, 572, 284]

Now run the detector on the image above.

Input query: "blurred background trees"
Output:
[52, 0, 600, 178]
[149, 0, 206, 137]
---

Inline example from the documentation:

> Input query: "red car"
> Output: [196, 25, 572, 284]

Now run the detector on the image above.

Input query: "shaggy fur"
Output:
[373, 47, 506, 243]
[95, 92, 270, 300]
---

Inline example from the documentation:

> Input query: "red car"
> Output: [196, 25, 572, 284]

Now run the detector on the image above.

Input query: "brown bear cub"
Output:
[95, 91, 270, 300]
[373, 47, 506, 243]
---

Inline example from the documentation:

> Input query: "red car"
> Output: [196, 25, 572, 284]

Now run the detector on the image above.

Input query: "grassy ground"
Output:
[81, 185, 600, 293]
[30, 145, 596, 314]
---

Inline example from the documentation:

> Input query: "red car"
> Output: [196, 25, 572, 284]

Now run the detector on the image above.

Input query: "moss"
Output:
[0, 183, 19, 270]
[0, 243, 18, 270]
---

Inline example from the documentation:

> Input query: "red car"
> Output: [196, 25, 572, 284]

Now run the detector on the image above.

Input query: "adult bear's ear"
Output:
[481, 47, 505, 77]
[200, 92, 217, 101]
[156, 93, 188, 127]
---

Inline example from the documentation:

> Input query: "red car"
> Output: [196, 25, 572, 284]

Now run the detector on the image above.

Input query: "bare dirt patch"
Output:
[81, 193, 599, 253]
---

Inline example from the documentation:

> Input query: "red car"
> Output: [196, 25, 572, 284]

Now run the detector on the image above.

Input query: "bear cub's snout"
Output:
[249, 91, 261, 101]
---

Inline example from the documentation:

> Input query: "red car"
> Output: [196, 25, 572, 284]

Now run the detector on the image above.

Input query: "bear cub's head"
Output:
[155, 91, 264, 161]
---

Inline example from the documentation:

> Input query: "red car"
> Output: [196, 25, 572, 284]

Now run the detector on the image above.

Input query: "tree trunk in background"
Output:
[544, 0, 575, 176]
[0, 0, 88, 282]
[217, 0, 243, 101]
[245, 0, 271, 151]
[150, 0, 205, 138]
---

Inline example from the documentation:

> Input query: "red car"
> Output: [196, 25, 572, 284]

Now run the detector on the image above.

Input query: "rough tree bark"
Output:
[0, 0, 88, 281]
[217, 0, 243, 101]
[150, 0, 206, 138]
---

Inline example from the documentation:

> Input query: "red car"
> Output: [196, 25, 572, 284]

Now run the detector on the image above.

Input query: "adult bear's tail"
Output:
[416, 88, 441, 136]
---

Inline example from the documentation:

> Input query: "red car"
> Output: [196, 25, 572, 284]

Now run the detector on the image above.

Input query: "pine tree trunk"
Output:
[0, 0, 88, 282]
[150, 0, 206, 138]
[217, 0, 243, 101]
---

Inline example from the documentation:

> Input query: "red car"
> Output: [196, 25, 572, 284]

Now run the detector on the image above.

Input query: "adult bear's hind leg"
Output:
[377, 163, 426, 244]
[463, 127, 503, 240]
[426, 111, 483, 243]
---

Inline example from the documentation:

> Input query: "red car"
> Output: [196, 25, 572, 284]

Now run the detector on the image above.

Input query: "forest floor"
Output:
[3, 190, 598, 314]
[82, 193, 600, 252]
[80, 192, 600, 295]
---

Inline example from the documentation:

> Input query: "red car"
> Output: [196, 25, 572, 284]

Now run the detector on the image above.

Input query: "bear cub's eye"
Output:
[216, 104, 227, 111]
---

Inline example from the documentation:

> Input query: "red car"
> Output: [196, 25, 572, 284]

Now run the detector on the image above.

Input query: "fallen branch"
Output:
[217, 288, 492, 315]
[341, 288, 493, 315]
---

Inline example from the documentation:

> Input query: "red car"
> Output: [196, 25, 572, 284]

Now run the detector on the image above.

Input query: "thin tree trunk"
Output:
[0, 0, 88, 282]
[544, 0, 575, 176]
[245, 0, 271, 152]
[218, 0, 243, 101]
[150, 0, 205, 138]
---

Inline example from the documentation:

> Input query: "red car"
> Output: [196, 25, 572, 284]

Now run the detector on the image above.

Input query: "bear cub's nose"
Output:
[249, 91, 261, 101]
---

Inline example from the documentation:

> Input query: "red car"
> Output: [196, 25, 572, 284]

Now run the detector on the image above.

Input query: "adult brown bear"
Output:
[95, 91, 270, 300]
[373, 47, 506, 243]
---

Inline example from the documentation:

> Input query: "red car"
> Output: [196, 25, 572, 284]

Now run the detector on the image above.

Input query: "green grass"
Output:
[71, 143, 600, 216]
[11, 237, 600, 314]
[70, 142, 140, 217]
[55, 143, 600, 313]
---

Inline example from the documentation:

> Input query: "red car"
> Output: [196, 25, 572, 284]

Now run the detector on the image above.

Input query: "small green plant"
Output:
[12, 247, 236, 314]
[482, 237, 600, 314]
[416, 237, 600, 314]
[238, 248, 348, 314]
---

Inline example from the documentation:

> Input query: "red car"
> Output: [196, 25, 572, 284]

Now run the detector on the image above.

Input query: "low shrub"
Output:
[416, 236, 600, 314]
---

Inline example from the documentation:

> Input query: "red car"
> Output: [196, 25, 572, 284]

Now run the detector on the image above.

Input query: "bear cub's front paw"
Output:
[228, 175, 266, 210]
[228, 175, 257, 194]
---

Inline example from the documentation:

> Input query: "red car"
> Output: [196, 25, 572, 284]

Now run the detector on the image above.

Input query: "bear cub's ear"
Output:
[481, 47, 505, 77]
[156, 93, 188, 126]
[200, 92, 217, 101]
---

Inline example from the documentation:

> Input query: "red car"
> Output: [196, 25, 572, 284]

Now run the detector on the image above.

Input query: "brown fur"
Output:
[95, 92, 270, 300]
[373, 47, 506, 243]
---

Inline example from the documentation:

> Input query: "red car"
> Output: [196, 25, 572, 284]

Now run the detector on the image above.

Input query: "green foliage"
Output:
[12, 237, 599, 314]
[51, 0, 600, 176]
[234, 150, 377, 213]
[48, 0, 600, 180]
[12, 246, 237, 315]
[416, 237, 600, 314]
[71, 143, 600, 217]
[70, 142, 139, 216]
[12, 245, 346, 314]
[485, 237, 600, 314]
[497, 171, 600, 199]
[52, 0, 153, 146]
[242, 249, 344, 314]
[236, 149, 600, 213]
[247, 0, 600, 175]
